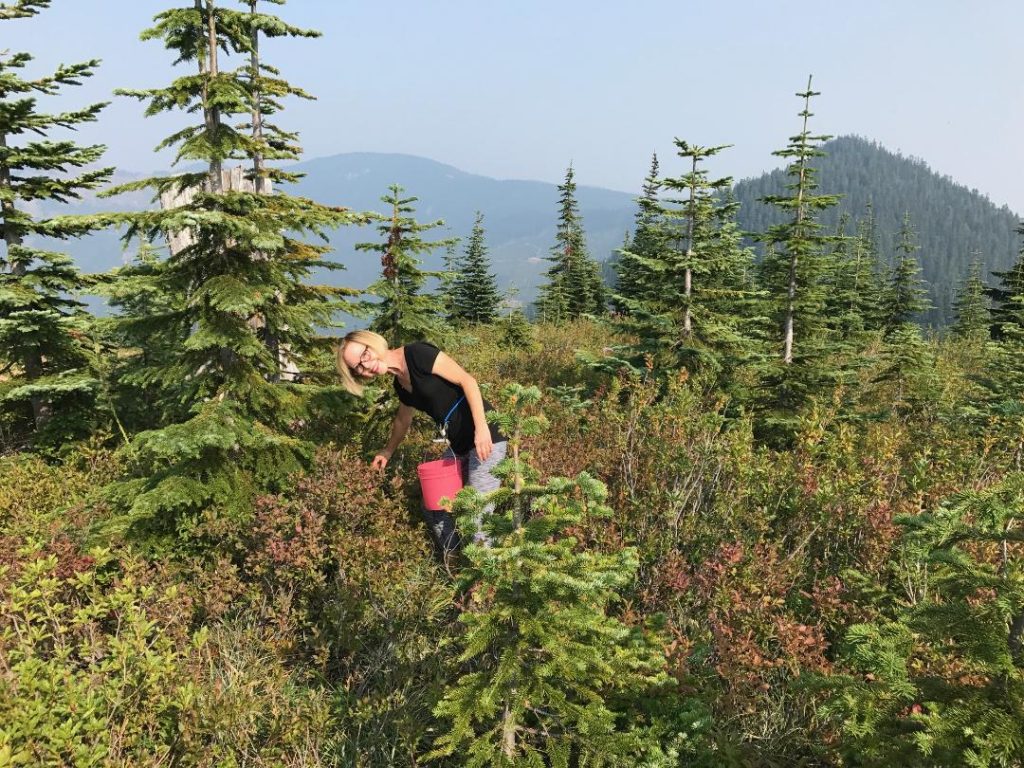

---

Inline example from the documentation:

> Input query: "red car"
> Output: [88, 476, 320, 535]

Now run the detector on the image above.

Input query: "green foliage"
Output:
[823, 474, 1024, 767]
[870, 323, 940, 415]
[987, 224, 1024, 339]
[753, 77, 845, 440]
[358, 184, 454, 346]
[428, 384, 673, 766]
[951, 258, 991, 342]
[0, 0, 113, 447]
[100, 1, 365, 534]
[535, 164, 607, 323]
[499, 307, 536, 351]
[604, 141, 759, 386]
[733, 135, 1021, 328]
[613, 152, 661, 311]
[881, 212, 930, 333]
[451, 211, 500, 324]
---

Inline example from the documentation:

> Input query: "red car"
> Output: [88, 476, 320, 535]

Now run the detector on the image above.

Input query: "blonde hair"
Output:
[335, 329, 390, 396]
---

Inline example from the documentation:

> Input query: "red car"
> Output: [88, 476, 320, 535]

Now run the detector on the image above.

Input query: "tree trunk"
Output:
[783, 75, 814, 365]
[201, 0, 223, 192]
[248, 0, 267, 195]
[501, 701, 517, 758]
[683, 154, 696, 337]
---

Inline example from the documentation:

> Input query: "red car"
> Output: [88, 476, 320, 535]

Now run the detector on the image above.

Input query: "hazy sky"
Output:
[11, 1, 1024, 214]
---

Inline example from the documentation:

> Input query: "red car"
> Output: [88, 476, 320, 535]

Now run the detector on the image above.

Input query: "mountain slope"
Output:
[285, 152, 635, 298]
[51, 154, 637, 308]
[36, 144, 1021, 326]
[732, 135, 1021, 326]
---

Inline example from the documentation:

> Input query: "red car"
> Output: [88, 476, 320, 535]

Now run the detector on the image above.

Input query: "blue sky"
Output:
[13, 0, 1024, 213]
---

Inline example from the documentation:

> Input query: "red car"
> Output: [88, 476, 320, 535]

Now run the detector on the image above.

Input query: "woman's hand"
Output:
[371, 452, 390, 471]
[474, 428, 493, 463]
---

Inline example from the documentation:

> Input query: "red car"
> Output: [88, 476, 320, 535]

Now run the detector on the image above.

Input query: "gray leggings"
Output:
[422, 440, 507, 558]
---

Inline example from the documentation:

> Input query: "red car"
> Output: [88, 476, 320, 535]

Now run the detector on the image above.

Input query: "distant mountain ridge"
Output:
[285, 152, 636, 298]
[732, 135, 1021, 327]
[54, 153, 637, 308]
[36, 143, 1021, 325]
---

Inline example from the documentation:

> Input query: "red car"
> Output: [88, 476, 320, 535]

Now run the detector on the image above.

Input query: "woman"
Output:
[337, 330, 506, 557]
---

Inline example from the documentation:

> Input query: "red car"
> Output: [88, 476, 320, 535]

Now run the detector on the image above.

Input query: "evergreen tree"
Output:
[979, 227, 1024, 445]
[103, 0, 365, 533]
[825, 475, 1024, 766]
[439, 236, 459, 321]
[987, 223, 1024, 339]
[755, 76, 842, 431]
[535, 164, 606, 322]
[759, 76, 841, 366]
[851, 200, 887, 333]
[613, 152, 660, 311]
[428, 384, 668, 766]
[357, 183, 453, 346]
[498, 284, 535, 350]
[870, 323, 938, 415]
[881, 212, 929, 334]
[731, 135, 1020, 327]
[451, 211, 499, 324]
[236, 0, 319, 194]
[605, 141, 758, 382]
[0, 0, 113, 445]
[821, 213, 862, 339]
[95, 239, 189, 431]
[951, 257, 990, 342]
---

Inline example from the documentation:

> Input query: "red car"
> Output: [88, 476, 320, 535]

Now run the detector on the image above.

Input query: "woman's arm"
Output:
[373, 403, 415, 470]
[431, 351, 493, 462]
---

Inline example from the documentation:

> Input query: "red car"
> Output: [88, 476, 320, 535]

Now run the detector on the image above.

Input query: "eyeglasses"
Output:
[348, 344, 374, 375]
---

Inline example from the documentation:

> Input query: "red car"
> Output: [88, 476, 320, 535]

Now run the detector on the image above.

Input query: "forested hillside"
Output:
[37, 141, 1022, 324]
[4, 3, 1024, 767]
[732, 135, 1021, 326]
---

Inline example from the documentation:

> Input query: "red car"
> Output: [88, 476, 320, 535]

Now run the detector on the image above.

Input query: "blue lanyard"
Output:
[442, 395, 465, 428]
[438, 395, 465, 442]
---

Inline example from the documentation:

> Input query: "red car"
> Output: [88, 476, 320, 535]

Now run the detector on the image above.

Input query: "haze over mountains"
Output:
[52, 137, 1020, 325]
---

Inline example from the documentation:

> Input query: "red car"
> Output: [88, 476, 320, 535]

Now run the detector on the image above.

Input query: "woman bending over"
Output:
[337, 330, 506, 558]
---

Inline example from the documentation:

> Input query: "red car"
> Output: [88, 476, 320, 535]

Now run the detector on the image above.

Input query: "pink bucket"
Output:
[417, 457, 464, 511]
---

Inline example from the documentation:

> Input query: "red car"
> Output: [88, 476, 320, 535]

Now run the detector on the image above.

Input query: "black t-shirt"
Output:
[394, 341, 504, 455]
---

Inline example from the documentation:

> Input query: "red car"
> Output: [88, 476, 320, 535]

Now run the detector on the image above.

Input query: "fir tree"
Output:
[851, 200, 887, 333]
[498, 284, 534, 350]
[439, 236, 459, 321]
[428, 384, 669, 766]
[825, 474, 1024, 766]
[607, 141, 758, 381]
[759, 76, 841, 365]
[613, 152, 660, 312]
[870, 322, 938, 415]
[881, 212, 929, 334]
[979, 227, 1024, 448]
[951, 257, 990, 341]
[451, 211, 499, 324]
[821, 213, 862, 338]
[93, 239, 189, 431]
[987, 223, 1024, 340]
[236, 0, 319, 193]
[535, 164, 606, 322]
[755, 76, 842, 432]
[103, 0, 365, 533]
[0, 0, 113, 445]
[357, 183, 453, 346]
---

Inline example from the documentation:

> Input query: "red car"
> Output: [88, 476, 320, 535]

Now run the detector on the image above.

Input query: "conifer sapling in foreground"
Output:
[428, 383, 669, 767]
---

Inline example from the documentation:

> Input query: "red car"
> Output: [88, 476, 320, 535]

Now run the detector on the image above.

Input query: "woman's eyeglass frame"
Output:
[348, 344, 375, 375]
